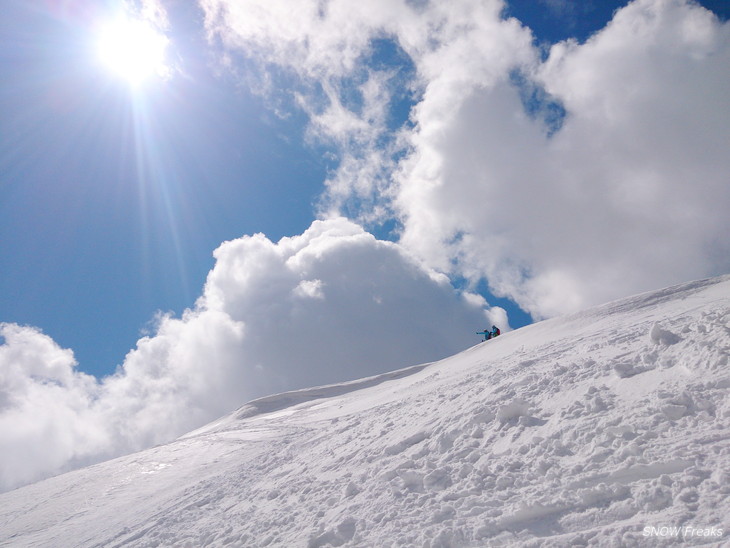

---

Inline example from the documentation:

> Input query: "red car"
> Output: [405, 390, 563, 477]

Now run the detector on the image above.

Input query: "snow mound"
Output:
[1, 275, 729, 547]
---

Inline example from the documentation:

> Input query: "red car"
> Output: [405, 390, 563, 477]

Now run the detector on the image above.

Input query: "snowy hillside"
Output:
[1, 276, 729, 547]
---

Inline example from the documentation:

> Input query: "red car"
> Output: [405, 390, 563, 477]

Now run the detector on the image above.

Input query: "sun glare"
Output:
[97, 16, 169, 87]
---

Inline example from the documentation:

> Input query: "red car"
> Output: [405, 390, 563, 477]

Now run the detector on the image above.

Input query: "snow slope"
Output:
[1, 276, 729, 547]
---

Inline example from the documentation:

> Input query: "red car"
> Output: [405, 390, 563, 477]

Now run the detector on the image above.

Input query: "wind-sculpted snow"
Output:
[183, 363, 432, 433]
[1, 276, 729, 547]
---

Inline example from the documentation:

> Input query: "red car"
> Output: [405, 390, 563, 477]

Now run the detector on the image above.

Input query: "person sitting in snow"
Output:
[476, 325, 500, 341]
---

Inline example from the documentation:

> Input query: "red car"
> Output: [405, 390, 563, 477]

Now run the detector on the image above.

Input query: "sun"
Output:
[97, 16, 169, 87]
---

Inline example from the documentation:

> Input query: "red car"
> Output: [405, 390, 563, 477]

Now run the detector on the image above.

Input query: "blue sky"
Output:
[1, 0, 730, 490]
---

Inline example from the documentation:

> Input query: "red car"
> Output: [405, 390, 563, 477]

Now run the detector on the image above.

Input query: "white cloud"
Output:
[397, 0, 730, 317]
[137, 0, 170, 29]
[201, 0, 730, 318]
[294, 279, 325, 299]
[199, 218, 501, 394]
[0, 218, 498, 492]
[0, 324, 104, 490]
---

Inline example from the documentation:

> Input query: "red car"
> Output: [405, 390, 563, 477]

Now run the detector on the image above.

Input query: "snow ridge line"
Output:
[181, 361, 434, 437]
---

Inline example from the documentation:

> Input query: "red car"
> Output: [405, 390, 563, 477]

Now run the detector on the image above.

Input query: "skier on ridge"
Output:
[477, 325, 500, 341]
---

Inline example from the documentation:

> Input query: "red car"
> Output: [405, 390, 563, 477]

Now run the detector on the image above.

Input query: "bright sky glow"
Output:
[97, 16, 169, 86]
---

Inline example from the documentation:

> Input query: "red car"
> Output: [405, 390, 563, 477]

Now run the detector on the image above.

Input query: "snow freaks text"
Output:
[642, 525, 723, 539]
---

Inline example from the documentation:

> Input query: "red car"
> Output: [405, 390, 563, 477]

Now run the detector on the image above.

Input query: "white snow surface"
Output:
[1, 276, 729, 547]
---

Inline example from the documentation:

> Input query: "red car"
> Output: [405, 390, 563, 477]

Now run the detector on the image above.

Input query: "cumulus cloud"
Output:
[0, 325, 104, 490]
[0, 219, 499, 492]
[398, 0, 730, 317]
[202, 0, 730, 318]
[197, 218, 502, 394]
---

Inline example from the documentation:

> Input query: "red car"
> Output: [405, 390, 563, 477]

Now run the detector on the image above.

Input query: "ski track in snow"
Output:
[1, 276, 729, 547]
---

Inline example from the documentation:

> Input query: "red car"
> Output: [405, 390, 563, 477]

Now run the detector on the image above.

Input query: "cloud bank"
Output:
[0, 219, 499, 491]
[203, 0, 730, 317]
